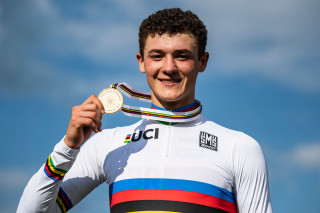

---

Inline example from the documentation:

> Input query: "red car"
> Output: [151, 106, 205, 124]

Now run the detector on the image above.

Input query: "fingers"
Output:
[83, 95, 105, 114]
[72, 103, 102, 133]
[77, 110, 102, 132]
[65, 95, 105, 149]
[80, 95, 104, 132]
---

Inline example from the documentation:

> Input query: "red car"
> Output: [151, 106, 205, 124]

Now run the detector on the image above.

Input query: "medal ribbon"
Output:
[111, 83, 202, 123]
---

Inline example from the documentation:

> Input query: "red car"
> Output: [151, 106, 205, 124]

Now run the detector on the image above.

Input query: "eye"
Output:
[150, 54, 162, 60]
[177, 54, 190, 60]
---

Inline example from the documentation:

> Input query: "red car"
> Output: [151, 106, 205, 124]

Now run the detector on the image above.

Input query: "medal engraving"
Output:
[98, 88, 123, 114]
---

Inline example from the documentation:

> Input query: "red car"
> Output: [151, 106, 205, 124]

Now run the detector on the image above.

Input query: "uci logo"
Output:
[124, 128, 159, 143]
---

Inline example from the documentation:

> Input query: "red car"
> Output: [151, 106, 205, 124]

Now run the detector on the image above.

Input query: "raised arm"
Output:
[17, 95, 105, 212]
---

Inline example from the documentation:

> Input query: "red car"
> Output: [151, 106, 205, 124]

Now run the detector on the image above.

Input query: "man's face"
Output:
[137, 33, 209, 109]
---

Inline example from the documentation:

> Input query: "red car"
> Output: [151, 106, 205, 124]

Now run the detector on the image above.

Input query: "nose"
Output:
[162, 55, 177, 74]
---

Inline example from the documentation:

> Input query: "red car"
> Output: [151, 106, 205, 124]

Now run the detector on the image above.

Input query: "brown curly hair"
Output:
[138, 8, 207, 60]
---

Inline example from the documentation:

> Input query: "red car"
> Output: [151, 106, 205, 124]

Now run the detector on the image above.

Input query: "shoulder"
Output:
[199, 115, 264, 160]
[197, 115, 248, 146]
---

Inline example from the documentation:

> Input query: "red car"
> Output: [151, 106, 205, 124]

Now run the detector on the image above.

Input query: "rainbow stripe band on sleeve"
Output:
[44, 154, 67, 181]
[56, 187, 73, 213]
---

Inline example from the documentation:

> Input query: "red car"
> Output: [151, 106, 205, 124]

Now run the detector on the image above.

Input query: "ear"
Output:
[199, 52, 209, 73]
[136, 53, 146, 73]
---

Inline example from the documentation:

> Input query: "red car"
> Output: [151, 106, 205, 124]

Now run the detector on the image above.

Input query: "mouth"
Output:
[159, 79, 182, 85]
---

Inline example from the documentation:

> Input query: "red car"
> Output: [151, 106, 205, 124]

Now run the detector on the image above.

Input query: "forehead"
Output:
[144, 33, 198, 52]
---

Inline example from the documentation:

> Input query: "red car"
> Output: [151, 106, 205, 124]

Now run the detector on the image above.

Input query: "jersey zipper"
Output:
[165, 122, 172, 157]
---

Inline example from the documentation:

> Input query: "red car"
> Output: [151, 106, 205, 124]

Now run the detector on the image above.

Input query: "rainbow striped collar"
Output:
[151, 101, 199, 112]
[111, 83, 202, 123]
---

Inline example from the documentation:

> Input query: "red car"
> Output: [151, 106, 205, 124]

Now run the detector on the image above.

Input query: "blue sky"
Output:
[0, 0, 319, 212]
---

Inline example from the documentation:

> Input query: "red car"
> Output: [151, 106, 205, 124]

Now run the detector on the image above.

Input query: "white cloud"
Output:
[55, 20, 137, 62]
[283, 143, 320, 169]
[264, 142, 320, 195]
[19, 58, 146, 106]
[0, 168, 31, 190]
[265, 142, 320, 180]
[31, 0, 141, 64]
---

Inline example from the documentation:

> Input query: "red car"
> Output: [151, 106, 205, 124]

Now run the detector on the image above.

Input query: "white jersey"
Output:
[17, 114, 272, 213]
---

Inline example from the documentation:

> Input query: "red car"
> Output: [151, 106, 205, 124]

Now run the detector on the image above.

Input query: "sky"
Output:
[0, 0, 319, 212]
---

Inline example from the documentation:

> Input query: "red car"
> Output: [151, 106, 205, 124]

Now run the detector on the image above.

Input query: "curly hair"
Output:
[138, 8, 207, 60]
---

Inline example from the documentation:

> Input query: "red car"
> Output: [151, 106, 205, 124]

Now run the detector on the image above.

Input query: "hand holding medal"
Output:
[65, 85, 125, 149]
[64, 94, 104, 149]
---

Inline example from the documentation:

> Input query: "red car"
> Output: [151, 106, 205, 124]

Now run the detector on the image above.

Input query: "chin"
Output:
[159, 96, 187, 106]
[159, 94, 182, 102]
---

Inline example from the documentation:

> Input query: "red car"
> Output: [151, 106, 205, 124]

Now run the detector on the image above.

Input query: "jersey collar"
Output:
[151, 101, 198, 112]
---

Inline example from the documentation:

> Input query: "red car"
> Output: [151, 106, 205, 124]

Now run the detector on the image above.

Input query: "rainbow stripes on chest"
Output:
[109, 178, 237, 213]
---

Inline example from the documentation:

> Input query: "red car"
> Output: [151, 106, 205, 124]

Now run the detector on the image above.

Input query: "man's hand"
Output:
[64, 95, 105, 149]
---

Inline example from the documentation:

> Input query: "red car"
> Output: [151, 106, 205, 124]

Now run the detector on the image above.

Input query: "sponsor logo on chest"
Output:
[124, 128, 159, 143]
[199, 131, 218, 151]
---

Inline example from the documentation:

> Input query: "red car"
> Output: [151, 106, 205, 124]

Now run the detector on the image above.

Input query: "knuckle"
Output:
[71, 117, 79, 125]
[72, 106, 78, 112]
[70, 120, 78, 128]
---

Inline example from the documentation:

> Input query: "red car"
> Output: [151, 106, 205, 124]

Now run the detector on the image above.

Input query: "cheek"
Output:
[144, 62, 160, 77]
[180, 64, 197, 78]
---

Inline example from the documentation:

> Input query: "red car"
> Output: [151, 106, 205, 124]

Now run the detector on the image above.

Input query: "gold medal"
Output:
[98, 88, 123, 114]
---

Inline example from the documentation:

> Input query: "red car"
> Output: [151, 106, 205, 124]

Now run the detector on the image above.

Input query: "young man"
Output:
[18, 8, 272, 213]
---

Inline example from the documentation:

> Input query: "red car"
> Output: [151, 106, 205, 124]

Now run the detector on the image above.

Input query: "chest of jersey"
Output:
[105, 123, 232, 187]
[103, 121, 237, 213]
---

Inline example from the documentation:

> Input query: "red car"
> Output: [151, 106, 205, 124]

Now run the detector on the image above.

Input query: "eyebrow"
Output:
[175, 49, 193, 54]
[147, 49, 164, 54]
[147, 49, 193, 54]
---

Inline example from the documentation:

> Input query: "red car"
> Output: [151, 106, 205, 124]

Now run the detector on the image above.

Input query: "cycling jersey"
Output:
[17, 110, 272, 213]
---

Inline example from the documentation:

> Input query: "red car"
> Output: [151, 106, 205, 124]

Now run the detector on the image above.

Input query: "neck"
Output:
[151, 100, 198, 112]
[151, 95, 196, 111]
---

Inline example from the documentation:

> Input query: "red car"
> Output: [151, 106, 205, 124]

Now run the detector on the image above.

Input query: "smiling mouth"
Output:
[159, 79, 182, 84]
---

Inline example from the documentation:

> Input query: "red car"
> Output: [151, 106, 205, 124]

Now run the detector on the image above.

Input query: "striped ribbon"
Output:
[111, 83, 202, 123]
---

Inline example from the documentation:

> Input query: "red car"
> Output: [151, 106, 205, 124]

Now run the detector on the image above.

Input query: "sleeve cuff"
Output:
[53, 137, 80, 161]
